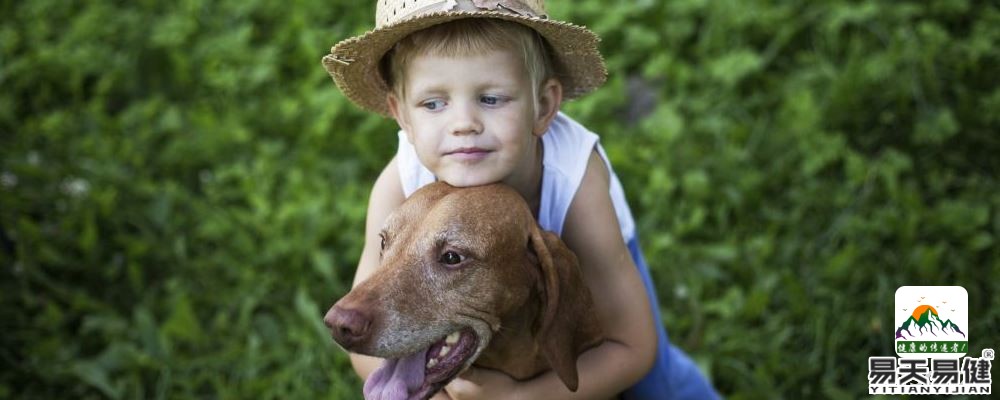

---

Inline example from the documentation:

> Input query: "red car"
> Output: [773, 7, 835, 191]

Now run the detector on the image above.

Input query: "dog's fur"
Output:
[325, 182, 603, 393]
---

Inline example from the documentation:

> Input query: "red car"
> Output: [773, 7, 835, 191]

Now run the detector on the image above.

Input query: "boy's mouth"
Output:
[445, 147, 491, 161]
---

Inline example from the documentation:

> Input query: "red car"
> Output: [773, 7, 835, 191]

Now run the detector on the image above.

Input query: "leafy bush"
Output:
[2, 0, 997, 398]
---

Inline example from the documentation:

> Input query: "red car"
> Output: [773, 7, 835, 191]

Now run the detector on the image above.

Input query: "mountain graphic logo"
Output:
[894, 304, 966, 340]
[894, 286, 968, 359]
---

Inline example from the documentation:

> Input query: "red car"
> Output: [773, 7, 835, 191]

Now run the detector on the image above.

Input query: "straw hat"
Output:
[322, 0, 607, 117]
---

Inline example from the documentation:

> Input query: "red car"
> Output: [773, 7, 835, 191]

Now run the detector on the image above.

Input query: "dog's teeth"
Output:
[427, 358, 438, 368]
[439, 346, 451, 356]
[446, 332, 460, 344]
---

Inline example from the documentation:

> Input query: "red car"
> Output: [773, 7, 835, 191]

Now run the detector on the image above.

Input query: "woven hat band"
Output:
[376, 0, 548, 28]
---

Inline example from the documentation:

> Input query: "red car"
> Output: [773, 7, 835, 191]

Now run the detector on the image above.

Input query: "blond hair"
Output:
[380, 18, 557, 103]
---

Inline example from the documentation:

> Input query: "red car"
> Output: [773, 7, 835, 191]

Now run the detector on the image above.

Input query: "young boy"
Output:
[323, 1, 718, 398]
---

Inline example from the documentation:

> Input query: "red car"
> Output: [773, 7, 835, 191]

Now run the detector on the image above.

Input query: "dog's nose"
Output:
[324, 304, 371, 349]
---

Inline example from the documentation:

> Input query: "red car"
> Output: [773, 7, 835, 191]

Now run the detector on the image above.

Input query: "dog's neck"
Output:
[470, 291, 550, 380]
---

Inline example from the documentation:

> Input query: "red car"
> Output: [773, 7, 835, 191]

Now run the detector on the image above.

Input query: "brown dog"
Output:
[324, 182, 603, 400]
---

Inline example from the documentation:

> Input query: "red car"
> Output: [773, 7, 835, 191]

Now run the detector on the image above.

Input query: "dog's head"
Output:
[325, 182, 592, 399]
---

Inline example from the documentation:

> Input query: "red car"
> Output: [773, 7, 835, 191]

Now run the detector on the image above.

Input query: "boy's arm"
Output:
[446, 150, 657, 399]
[347, 156, 406, 380]
[559, 150, 658, 396]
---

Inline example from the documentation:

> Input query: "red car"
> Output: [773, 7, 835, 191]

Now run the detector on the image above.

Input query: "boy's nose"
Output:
[449, 103, 483, 136]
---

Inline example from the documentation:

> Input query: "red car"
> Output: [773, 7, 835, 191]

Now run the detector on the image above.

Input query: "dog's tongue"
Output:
[363, 350, 426, 400]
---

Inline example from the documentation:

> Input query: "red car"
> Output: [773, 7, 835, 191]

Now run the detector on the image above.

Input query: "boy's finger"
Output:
[445, 378, 475, 399]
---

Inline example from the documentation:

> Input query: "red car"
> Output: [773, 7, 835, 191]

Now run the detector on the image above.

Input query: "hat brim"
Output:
[323, 11, 606, 117]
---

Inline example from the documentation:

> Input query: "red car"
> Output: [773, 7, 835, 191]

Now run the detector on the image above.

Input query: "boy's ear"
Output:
[532, 78, 563, 137]
[386, 93, 415, 143]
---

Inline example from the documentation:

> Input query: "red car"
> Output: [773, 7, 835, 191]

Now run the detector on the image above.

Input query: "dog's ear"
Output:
[528, 226, 589, 392]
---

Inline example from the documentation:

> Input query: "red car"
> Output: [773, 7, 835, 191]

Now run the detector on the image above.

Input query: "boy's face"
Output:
[388, 49, 555, 188]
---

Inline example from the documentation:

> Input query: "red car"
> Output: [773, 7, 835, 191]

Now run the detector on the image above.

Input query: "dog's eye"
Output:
[439, 251, 464, 265]
[378, 233, 388, 259]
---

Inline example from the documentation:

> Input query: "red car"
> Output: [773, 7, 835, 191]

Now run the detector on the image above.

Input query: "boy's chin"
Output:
[436, 172, 503, 188]
[438, 177, 495, 188]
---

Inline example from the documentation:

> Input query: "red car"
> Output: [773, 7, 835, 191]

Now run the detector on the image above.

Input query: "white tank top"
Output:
[396, 112, 636, 242]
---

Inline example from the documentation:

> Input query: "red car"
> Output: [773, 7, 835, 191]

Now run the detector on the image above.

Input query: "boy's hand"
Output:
[444, 367, 521, 400]
[430, 391, 453, 400]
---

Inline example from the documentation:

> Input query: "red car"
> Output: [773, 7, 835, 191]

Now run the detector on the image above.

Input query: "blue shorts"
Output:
[622, 237, 720, 400]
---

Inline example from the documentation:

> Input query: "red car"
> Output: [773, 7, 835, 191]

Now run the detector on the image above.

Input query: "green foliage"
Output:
[2, 0, 998, 398]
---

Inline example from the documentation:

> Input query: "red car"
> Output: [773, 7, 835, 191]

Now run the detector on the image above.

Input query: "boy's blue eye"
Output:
[480, 95, 503, 106]
[422, 99, 445, 110]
